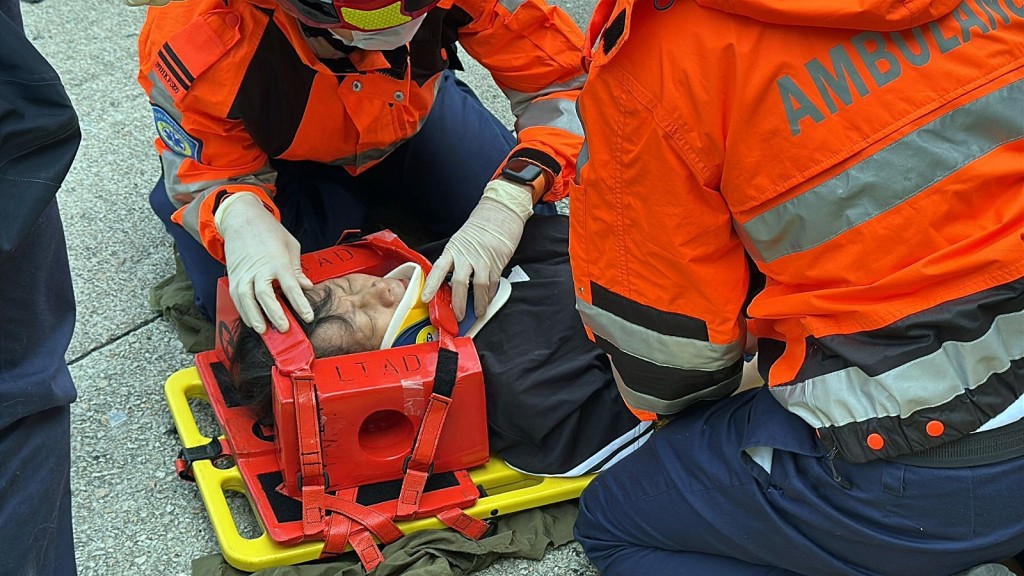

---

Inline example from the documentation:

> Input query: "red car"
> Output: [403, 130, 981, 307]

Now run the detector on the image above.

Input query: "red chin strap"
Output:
[258, 229, 429, 375]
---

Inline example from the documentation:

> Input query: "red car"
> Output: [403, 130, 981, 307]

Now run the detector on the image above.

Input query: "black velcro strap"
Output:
[510, 148, 562, 177]
[356, 471, 460, 506]
[258, 472, 303, 523]
[890, 418, 1024, 468]
[432, 347, 459, 399]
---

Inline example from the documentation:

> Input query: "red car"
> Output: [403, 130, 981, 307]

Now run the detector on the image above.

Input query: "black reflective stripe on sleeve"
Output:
[591, 282, 708, 340]
[163, 44, 195, 84]
[408, 7, 472, 86]
[158, 48, 192, 90]
[228, 17, 315, 158]
[510, 148, 562, 177]
[596, 334, 743, 404]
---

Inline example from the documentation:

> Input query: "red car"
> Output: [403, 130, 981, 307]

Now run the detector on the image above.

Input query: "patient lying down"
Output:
[230, 215, 654, 477]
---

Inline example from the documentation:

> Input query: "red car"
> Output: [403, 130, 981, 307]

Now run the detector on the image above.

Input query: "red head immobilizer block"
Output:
[212, 230, 489, 497]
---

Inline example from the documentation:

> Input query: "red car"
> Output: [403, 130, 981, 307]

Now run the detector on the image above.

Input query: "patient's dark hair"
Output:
[229, 285, 365, 424]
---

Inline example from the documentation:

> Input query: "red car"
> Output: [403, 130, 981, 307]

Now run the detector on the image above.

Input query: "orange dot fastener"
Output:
[866, 433, 885, 450]
[926, 420, 945, 437]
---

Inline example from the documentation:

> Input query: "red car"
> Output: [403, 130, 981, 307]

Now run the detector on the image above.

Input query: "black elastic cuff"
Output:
[510, 148, 561, 177]
[210, 189, 231, 215]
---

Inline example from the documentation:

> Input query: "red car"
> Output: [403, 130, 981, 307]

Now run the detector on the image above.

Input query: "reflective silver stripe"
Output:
[161, 157, 277, 204]
[742, 79, 1024, 263]
[171, 165, 277, 239]
[577, 297, 744, 370]
[147, 73, 181, 119]
[500, 74, 586, 117]
[178, 188, 213, 241]
[498, 0, 527, 12]
[148, 77, 278, 198]
[577, 138, 590, 176]
[324, 138, 408, 169]
[515, 97, 584, 137]
[771, 307, 1024, 428]
[612, 360, 744, 414]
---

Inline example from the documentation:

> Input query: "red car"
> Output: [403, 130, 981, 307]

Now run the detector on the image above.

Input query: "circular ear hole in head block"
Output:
[359, 409, 416, 460]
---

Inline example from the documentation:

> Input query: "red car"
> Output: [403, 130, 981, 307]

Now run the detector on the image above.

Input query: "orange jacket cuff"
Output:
[170, 184, 279, 263]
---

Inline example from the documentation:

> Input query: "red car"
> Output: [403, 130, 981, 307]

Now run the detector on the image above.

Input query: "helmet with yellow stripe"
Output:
[277, 0, 438, 31]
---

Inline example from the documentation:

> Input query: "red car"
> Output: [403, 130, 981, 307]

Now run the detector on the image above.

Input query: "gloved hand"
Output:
[215, 193, 315, 334]
[421, 179, 533, 320]
[123, 0, 184, 6]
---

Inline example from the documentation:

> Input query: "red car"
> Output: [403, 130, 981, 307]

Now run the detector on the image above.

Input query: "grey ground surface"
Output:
[22, 0, 600, 574]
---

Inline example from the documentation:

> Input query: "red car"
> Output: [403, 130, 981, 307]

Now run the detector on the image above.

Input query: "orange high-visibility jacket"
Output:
[572, 0, 1024, 462]
[138, 0, 586, 261]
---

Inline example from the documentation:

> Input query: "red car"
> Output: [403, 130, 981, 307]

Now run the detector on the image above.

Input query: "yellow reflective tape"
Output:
[340, 2, 411, 30]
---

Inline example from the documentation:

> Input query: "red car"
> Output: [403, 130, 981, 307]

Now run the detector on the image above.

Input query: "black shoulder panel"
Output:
[408, 6, 473, 86]
[228, 13, 316, 158]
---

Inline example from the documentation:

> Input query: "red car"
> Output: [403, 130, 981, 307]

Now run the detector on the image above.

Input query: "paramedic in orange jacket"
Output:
[569, 0, 1024, 573]
[137, 0, 584, 334]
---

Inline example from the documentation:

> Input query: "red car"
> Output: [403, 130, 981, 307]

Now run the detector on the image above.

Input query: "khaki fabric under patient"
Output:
[190, 502, 580, 576]
[150, 250, 215, 353]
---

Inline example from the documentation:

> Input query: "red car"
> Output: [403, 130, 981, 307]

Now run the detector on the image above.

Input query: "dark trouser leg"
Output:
[574, 388, 1024, 576]
[0, 7, 77, 569]
[149, 180, 227, 321]
[0, 201, 77, 576]
[0, 0, 22, 28]
[0, 406, 75, 576]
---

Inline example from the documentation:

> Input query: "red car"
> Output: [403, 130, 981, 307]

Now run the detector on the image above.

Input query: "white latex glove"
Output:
[421, 179, 533, 321]
[215, 193, 314, 334]
[124, 0, 184, 6]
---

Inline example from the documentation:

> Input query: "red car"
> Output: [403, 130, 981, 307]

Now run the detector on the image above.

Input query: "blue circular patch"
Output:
[152, 106, 201, 161]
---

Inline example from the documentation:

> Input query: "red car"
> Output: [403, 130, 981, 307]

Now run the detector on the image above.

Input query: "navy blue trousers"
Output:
[0, 201, 78, 576]
[0, 1, 78, 573]
[575, 387, 1024, 576]
[151, 70, 518, 321]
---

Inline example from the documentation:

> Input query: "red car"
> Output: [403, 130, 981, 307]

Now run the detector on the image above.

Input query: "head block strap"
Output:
[257, 229, 431, 374]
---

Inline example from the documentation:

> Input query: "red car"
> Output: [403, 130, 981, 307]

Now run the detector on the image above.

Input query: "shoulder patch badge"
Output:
[153, 106, 203, 162]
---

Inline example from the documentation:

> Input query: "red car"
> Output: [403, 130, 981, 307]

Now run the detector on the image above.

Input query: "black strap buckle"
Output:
[175, 438, 227, 481]
[402, 454, 434, 476]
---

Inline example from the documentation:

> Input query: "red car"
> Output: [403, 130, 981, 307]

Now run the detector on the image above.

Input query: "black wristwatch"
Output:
[500, 158, 545, 187]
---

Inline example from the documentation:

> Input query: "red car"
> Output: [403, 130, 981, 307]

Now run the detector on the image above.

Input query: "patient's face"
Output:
[310, 273, 408, 351]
